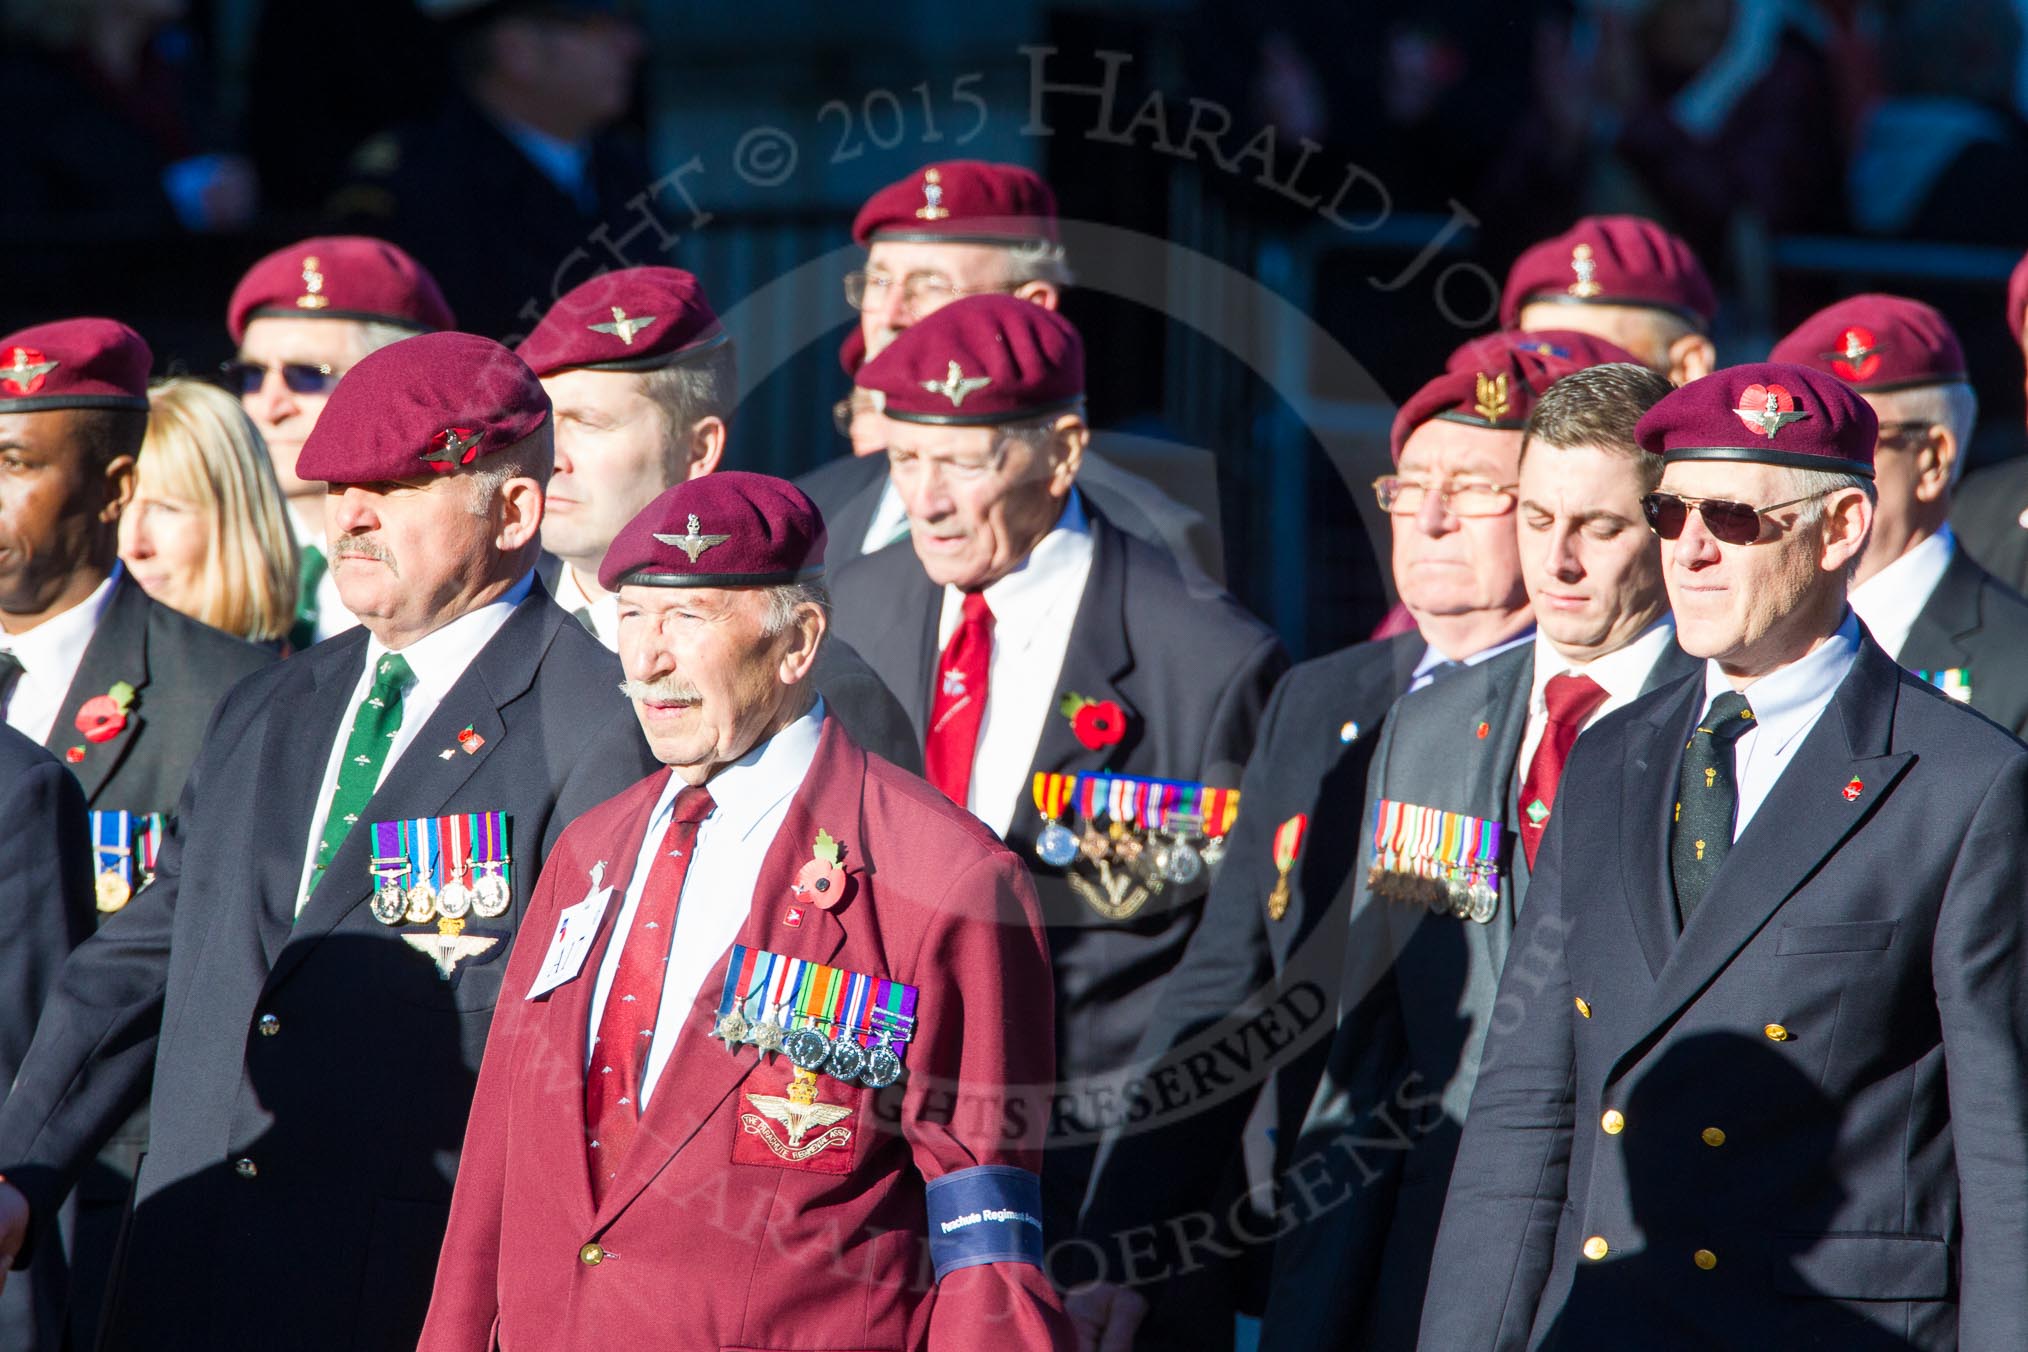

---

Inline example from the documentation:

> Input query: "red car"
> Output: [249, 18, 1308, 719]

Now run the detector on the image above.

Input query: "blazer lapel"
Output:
[1899, 549, 1981, 671]
[48, 574, 152, 804]
[1616, 642, 1913, 1077]
[255, 633, 368, 960]
[597, 722, 869, 1224]
[1616, 689, 1696, 981]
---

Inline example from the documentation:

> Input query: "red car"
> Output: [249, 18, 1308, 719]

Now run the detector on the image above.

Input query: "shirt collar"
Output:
[1703, 610, 1862, 755]
[649, 698, 826, 844]
[1412, 624, 1535, 684]
[364, 570, 534, 704]
[1529, 618, 1677, 711]
[1847, 525, 1954, 657]
[0, 568, 120, 666]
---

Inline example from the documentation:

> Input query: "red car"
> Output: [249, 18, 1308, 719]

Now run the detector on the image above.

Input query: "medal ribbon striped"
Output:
[91, 811, 133, 889]
[712, 946, 920, 1061]
[1369, 799, 1506, 884]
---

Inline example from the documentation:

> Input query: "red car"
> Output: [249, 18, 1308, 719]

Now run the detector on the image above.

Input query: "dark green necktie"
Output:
[289, 544, 328, 651]
[1670, 690, 1755, 928]
[305, 652, 414, 910]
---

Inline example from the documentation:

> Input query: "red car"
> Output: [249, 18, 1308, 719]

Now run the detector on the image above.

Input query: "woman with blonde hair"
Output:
[119, 378, 300, 646]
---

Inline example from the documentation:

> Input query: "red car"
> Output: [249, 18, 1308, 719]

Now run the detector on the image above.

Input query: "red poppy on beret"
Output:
[852, 160, 1059, 247]
[294, 332, 550, 485]
[600, 471, 826, 591]
[1634, 361, 1878, 478]
[1770, 294, 1966, 393]
[0, 318, 151, 414]
[515, 266, 728, 377]
[1500, 216, 1717, 331]
[226, 236, 453, 343]
[856, 294, 1082, 427]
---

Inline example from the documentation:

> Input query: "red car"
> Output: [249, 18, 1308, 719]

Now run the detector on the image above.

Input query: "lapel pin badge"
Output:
[458, 724, 485, 754]
[1841, 777, 1864, 802]
[1340, 720, 1360, 743]
[1475, 722, 1490, 740]
[782, 904, 804, 929]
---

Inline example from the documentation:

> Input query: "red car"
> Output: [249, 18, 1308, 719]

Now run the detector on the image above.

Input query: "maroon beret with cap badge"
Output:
[1390, 338, 1594, 462]
[294, 332, 550, 484]
[0, 318, 151, 413]
[600, 471, 827, 591]
[856, 294, 1083, 427]
[1634, 361, 1878, 478]
[1445, 328, 1643, 376]
[1768, 294, 1967, 394]
[226, 236, 454, 343]
[515, 266, 729, 377]
[851, 160, 1060, 247]
[1499, 215, 1717, 330]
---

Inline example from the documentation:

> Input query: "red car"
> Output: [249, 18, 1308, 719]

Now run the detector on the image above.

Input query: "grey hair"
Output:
[1786, 466, 1876, 580]
[1878, 381, 1980, 487]
[350, 321, 428, 362]
[999, 238, 1075, 289]
[636, 342, 740, 458]
[462, 429, 555, 516]
[761, 579, 830, 637]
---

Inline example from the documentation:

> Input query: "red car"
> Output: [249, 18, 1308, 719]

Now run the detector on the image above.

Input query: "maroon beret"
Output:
[600, 471, 826, 590]
[1635, 362, 1878, 478]
[857, 294, 1082, 426]
[515, 266, 728, 377]
[1445, 328, 1642, 376]
[1768, 294, 1966, 394]
[1500, 216, 1717, 330]
[226, 236, 454, 343]
[1391, 339, 1589, 461]
[852, 160, 1059, 247]
[295, 332, 550, 484]
[2010, 249, 2028, 347]
[0, 318, 151, 414]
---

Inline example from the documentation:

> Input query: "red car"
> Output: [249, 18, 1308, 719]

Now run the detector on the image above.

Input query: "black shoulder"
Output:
[1114, 530, 1276, 652]
[794, 454, 883, 513]
[0, 720, 58, 781]
[146, 598, 277, 681]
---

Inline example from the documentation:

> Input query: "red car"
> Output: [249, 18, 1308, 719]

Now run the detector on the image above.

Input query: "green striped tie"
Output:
[305, 653, 414, 911]
[289, 544, 328, 651]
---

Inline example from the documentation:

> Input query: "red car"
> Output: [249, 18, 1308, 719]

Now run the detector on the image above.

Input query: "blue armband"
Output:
[924, 1164, 1045, 1280]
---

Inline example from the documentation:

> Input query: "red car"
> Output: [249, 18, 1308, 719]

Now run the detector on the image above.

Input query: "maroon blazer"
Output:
[420, 716, 1074, 1351]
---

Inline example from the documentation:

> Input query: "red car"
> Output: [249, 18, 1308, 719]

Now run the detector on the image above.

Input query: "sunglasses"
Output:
[219, 360, 341, 397]
[1641, 491, 1820, 546]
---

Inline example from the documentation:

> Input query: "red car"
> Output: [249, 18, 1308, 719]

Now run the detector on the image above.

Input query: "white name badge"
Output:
[526, 862, 613, 1000]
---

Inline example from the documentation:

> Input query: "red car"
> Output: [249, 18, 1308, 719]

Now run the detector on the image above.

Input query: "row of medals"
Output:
[1035, 817, 1224, 888]
[1369, 864, 1500, 925]
[712, 1007, 906, 1090]
[370, 859, 512, 927]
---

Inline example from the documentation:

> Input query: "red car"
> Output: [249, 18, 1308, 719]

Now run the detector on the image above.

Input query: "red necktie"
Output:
[925, 591, 993, 806]
[585, 783, 714, 1204]
[1517, 673, 1610, 869]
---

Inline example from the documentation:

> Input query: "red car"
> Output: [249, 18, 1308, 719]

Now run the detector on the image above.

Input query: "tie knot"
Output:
[372, 652, 415, 693]
[1543, 672, 1609, 725]
[961, 590, 993, 624]
[1698, 690, 1755, 743]
[670, 784, 715, 825]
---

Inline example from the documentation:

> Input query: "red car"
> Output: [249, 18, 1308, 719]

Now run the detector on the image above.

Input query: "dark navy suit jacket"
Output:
[1420, 635, 2028, 1351]
[1896, 546, 2028, 737]
[0, 585, 657, 1351]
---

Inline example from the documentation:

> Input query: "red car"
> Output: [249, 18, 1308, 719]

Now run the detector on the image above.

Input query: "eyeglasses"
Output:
[1372, 475, 1519, 517]
[219, 360, 341, 397]
[1875, 420, 1936, 452]
[843, 270, 1017, 316]
[1641, 491, 1820, 545]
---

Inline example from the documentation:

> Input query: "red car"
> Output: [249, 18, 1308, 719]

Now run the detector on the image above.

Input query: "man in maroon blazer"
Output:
[420, 472, 1073, 1350]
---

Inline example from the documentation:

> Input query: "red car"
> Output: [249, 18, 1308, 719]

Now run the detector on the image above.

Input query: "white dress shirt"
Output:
[553, 559, 620, 651]
[861, 476, 911, 556]
[1848, 525, 1954, 662]
[585, 701, 825, 1106]
[1704, 611, 1861, 839]
[1408, 626, 1535, 693]
[1517, 620, 1679, 778]
[294, 571, 533, 912]
[936, 493, 1094, 838]
[289, 502, 358, 643]
[0, 570, 118, 745]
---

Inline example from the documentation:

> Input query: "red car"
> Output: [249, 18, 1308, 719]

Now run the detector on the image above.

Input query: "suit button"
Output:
[579, 1242, 605, 1266]
[1574, 997, 1591, 1019]
[257, 1014, 280, 1037]
[1701, 1127, 1727, 1148]
[1582, 1236, 1609, 1261]
[1764, 1023, 1790, 1042]
[233, 1158, 258, 1179]
[1601, 1109, 1625, 1135]
[1694, 1249, 1718, 1270]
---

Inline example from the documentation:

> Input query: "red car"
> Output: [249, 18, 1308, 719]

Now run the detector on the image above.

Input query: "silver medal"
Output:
[825, 1034, 868, 1083]
[783, 1025, 833, 1071]
[1468, 879, 1498, 925]
[1163, 840, 1204, 886]
[436, 876, 473, 920]
[369, 877, 409, 926]
[860, 1043, 904, 1089]
[470, 861, 511, 919]
[1036, 820, 1079, 868]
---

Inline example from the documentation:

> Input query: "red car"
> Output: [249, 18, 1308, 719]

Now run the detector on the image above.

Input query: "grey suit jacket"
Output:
[1262, 632, 1699, 1352]
[1897, 546, 2028, 738]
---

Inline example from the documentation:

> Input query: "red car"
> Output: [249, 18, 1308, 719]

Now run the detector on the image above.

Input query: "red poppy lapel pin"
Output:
[1060, 692, 1127, 751]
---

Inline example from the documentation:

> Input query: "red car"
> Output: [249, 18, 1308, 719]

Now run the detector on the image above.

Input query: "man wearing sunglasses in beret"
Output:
[224, 235, 456, 649]
[1422, 362, 2028, 1351]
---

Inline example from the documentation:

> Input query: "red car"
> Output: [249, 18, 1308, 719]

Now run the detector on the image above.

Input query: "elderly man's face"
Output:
[1518, 441, 1666, 660]
[859, 240, 1023, 359]
[1391, 421, 1527, 626]
[617, 584, 814, 781]
[1657, 459, 1871, 676]
[325, 471, 515, 648]
[237, 316, 366, 500]
[886, 418, 1078, 591]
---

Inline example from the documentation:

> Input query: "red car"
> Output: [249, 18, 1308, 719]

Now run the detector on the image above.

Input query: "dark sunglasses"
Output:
[1641, 491, 1820, 546]
[218, 360, 340, 397]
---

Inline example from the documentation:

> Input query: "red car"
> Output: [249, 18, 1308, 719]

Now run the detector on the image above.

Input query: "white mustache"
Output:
[332, 534, 396, 571]
[620, 677, 702, 703]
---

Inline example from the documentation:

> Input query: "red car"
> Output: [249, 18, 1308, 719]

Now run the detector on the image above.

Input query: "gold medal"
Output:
[403, 881, 437, 924]
[95, 869, 132, 913]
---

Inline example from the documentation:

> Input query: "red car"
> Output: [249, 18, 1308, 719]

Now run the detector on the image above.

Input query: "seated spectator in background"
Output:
[119, 379, 300, 649]
[1847, 0, 2028, 245]
[0, 0, 254, 234]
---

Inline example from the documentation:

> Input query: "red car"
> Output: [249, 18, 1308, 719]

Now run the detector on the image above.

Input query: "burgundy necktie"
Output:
[925, 591, 993, 807]
[1517, 673, 1610, 869]
[585, 784, 714, 1204]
